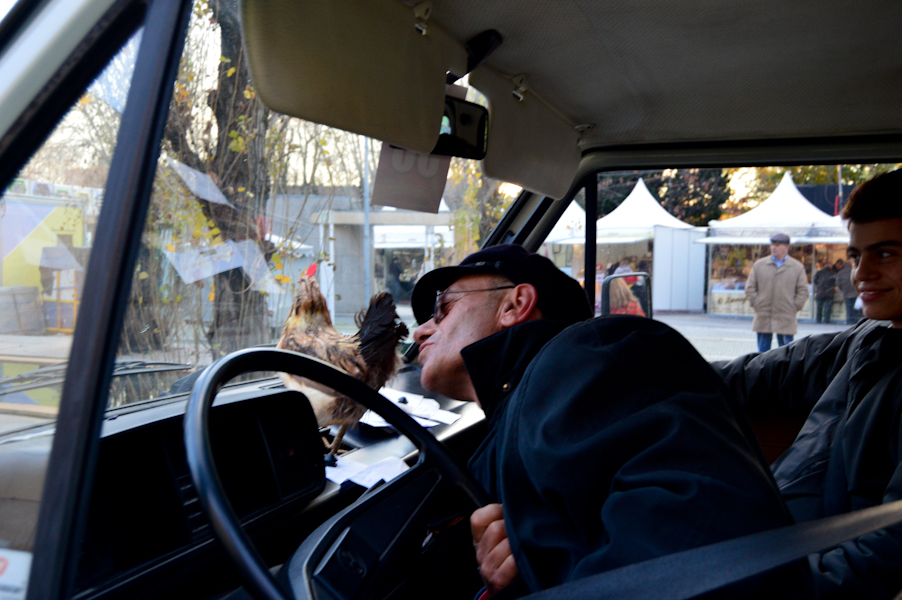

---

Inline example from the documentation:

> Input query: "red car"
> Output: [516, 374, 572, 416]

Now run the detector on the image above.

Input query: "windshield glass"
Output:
[0, 31, 143, 433]
[106, 0, 520, 405]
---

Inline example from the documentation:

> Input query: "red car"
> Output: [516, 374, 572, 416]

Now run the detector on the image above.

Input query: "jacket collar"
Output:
[461, 320, 567, 421]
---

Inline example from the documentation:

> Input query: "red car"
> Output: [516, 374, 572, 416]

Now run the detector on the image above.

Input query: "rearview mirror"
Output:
[600, 273, 653, 318]
[430, 96, 488, 160]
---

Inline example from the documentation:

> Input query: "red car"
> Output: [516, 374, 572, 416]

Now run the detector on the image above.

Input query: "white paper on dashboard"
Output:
[360, 387, 460, 426]
[359, 411, 439, 428]
[324, 456, 368, 484]
[325, 455, 410, 487]
[349, 457, 409, 488]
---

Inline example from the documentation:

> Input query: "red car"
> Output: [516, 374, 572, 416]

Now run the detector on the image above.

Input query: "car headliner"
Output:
[244, 0, 901, 198]
[424, 0, 902, 150]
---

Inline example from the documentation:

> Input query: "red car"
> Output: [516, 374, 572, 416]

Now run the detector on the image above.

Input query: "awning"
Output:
[696, 236, 849, 245]
[551, 235, 653, 245]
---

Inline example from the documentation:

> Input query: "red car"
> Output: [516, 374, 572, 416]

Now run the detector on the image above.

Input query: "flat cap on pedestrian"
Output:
[770, 232, 790, 244]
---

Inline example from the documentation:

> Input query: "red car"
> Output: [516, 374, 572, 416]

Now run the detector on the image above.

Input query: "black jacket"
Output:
[716, 320, 902, 599]
[464, 317, 811, 597]
[814, 268, 837, 300]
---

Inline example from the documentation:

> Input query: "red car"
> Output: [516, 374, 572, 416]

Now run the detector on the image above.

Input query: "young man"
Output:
[745, 232, 809, 351]
[716, 168, 902, 599]
[411, 244, 811, 599]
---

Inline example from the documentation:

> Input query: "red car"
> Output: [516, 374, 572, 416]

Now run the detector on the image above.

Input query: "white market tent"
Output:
[549, 178, 693, 245]
[700, 173, 848, 320]
[596, 177, 693, 236]
[544, 178, 704, 311]
[544, 201, 586, 243]
[702, 172, 848, 244]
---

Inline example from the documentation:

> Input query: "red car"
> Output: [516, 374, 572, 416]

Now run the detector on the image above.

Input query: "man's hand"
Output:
[471, 503, 518, 597]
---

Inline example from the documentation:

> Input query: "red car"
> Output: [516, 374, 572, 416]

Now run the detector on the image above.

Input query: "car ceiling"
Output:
[426, 0, 902, 150]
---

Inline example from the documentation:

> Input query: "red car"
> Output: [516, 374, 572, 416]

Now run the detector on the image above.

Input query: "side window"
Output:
[0, 27, 141, 571]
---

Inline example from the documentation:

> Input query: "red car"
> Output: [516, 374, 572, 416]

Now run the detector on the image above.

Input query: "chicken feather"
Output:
[277, 275, 408, 455]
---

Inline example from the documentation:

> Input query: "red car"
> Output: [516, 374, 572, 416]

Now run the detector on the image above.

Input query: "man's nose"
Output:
[413, 320, 435, 344]
[853, 257, 877, 284]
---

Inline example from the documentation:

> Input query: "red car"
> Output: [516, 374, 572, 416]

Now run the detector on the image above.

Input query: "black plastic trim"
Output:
[583, 174, 597, 309]
[578, 133, 902, 172]
[27, 0, 192, 598]
[483, 190, 535, 248]
[0, 0, 43, 58]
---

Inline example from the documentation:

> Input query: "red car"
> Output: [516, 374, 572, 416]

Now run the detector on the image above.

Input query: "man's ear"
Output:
[498, 284, 542, 327]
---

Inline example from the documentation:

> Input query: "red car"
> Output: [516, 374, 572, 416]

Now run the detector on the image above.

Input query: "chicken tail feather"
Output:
[355, 292, 409, 389]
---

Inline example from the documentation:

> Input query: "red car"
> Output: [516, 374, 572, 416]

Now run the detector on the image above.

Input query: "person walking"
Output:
[813, 261, 837, 323]
[745, 232, 809, 352]
[834, 258, 859, 324]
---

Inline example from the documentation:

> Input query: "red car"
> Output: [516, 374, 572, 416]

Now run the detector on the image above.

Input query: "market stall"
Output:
[543, 179, 703, 311]
[700, 173, 849, 318]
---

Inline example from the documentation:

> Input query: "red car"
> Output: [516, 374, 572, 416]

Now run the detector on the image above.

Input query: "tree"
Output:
[156, 0, 284, 357]
[591, 169, 730, 227]
[745, 164, 901, 204]
[442, 158, 512, 257]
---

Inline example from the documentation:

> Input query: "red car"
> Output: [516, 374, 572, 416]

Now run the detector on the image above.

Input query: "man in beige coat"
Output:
[746, 232, 809, 352]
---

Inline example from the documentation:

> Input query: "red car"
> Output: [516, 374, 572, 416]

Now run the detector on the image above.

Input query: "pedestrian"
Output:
[833, 258, 859, 324]
[813, 261, 836, 323]
[633, 259, 650, 315]
[613, 257, 637, 285]
[608, 277, 645, 316]
[745, 233, 809, 352]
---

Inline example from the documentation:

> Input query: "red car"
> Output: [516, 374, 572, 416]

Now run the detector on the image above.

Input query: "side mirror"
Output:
[430, 95, 488, 160]
[600, 273, 653, 318]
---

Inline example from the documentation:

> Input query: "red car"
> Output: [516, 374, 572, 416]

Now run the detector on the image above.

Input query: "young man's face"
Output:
[770, 243, 789, 261]
[848, 218, 902, 327]
[413, 275, 509, 403]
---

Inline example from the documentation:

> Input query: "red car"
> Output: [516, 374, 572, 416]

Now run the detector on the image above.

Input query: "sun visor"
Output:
[241, 0, 466, 154]
[469, 67, 581, 199]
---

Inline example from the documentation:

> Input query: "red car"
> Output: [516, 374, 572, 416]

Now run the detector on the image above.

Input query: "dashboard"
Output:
[42, 365, 488, 599]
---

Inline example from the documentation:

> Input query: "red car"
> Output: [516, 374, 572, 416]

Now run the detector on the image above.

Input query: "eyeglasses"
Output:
[432, 286, 516, 324]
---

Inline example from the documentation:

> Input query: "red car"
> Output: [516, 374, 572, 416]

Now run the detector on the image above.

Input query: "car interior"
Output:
[0, 0, 900, 599]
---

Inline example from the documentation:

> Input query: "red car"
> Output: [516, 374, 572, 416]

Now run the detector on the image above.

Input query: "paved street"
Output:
[0, 333, 72, 364]
[0, 311, 854, 368]
[374, 305, 852, 363]
[652, 313, 849, 361]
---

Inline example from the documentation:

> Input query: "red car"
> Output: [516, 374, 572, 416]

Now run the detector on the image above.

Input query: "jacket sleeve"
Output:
[712, 329, 852, 415]
[745, 264, 758, 308]
[809, 419, 902, 599]
[502, 318, 812, 594]
[794, 266, 809, 311]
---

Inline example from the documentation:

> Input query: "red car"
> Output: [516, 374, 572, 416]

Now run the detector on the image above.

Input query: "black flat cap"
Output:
[411, 244, 593, 325]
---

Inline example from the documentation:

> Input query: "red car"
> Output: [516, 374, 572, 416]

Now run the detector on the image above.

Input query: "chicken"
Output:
[277, 270, 408, 460]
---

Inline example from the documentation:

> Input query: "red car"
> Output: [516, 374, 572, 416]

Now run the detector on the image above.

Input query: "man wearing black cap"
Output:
[411, 244, 811, 599]
[745, 232, 809, 352]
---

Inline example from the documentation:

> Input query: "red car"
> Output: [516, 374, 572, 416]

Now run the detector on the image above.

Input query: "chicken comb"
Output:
[304, 263, 318, 278]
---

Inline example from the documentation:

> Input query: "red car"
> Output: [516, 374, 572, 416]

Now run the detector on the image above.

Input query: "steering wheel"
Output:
[184, 347, 490, 600]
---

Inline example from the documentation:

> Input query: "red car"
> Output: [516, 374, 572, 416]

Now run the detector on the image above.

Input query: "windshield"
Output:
[102, 1, 521, 405]
[0, 31, 143, 434]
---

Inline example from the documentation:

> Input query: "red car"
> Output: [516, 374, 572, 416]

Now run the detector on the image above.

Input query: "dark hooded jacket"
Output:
[715, 319, 902, 599]
[464, 316, 811, 597]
